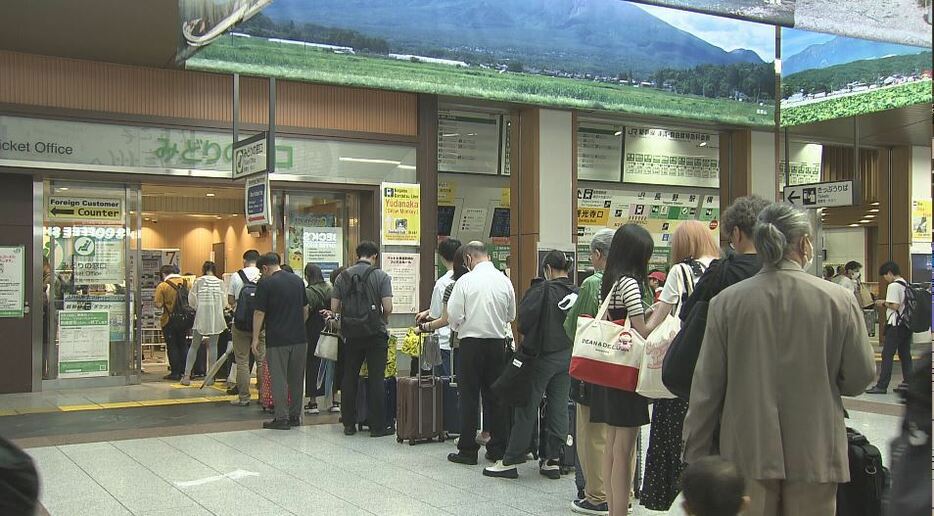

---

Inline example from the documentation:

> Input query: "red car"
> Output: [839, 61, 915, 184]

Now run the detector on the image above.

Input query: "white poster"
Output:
[73, 238, 125, 284]
[623, 126, 720, 189]
[779, 142, 823, 189]
[459, 208, 488, 234]
[382, 253, 419, 314]
[63, 295, 127, 342]
[58, 310, 110, 378]
[577, 123, 623, 182]
[0, 246, 25, 318]
[438, 110, 501, 175]
[302, 227, 343, 280]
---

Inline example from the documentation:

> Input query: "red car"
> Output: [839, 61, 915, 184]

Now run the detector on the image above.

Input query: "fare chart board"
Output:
[623, 126, 720, 189]
[438, 110, 501, 175]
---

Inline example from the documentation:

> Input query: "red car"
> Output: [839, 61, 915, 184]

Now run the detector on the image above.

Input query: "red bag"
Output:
[260, 358, 291, 411]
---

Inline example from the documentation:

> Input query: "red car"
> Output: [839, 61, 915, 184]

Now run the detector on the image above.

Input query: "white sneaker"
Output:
[482, 460, 518, 479]
[329, 405, 341, 413]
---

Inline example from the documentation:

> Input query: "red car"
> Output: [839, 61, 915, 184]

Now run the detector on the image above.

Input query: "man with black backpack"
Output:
[867, 261, 921, 395]
[229, 249, 264, 407]
[332, 241, 394, 437]
[154, 264, 192, 381]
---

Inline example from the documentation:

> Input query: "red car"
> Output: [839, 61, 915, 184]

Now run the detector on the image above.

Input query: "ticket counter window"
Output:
[42, 182, 136, 382]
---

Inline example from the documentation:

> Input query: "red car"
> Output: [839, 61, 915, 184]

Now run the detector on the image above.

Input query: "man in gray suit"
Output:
[683, 203, 875, 516]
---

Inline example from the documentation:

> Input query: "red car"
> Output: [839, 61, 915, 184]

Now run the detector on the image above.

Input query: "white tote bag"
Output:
[314, 320, 340, 361]
[569, 293, 645, 392]
[636, 313, 681, 399]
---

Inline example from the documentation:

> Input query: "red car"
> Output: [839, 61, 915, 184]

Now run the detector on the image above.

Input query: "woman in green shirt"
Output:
[564, 228, 616, 515]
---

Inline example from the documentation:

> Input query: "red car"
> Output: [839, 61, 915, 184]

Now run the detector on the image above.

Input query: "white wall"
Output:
[538, 109, 574, 246]
[823, 227, 866, 268]
[750, 130, 777, 200]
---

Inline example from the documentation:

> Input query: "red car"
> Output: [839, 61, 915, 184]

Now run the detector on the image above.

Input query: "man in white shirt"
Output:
[228, 249, 265, 405]
[416, 238, 461, 376]
[867, 261, 912, 394]
[445, 242, 516, 466]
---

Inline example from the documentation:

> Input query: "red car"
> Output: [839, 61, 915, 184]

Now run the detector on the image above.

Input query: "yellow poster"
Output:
[382, 183, 421, 246]
[577, 207, 609, 226]
[438, 181, 457, 204]
[912, 199, 931, 242]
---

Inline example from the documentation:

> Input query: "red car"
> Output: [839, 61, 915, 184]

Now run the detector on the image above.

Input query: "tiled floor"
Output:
[28, 408, 903, 516]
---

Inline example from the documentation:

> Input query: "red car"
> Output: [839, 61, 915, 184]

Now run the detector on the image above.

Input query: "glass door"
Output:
[280, 191, 360, 281]
[43, 181, 140, 383]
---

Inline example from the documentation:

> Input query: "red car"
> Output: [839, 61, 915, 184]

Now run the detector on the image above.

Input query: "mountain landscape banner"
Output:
[628, 0, 931, 48]
[780, 29, 932, 126]
[186, 0, 776, 126]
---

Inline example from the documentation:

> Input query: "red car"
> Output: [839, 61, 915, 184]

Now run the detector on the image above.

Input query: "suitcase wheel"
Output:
[408, 440, 416, 446]
[396, 437, 403, 444]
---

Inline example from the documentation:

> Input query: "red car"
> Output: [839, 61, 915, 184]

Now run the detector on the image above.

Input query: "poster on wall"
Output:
[382, 253, 419, 314]
[438, 111, 501, 175]
[63, 295, 127, 342]
[577, 123, 623, 182]
[623, 126, 720, 189]
[912, 200, 932, 243]
[58, 310, 110, 378]
[302, 227, 343, 279]
[381, 183, 421, 246]
[0, 246, 25, 318]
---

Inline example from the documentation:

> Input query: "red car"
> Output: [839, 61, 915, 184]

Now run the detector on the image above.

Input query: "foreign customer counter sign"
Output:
[783, 180, 854, 209]
[47, 197, 124, 222]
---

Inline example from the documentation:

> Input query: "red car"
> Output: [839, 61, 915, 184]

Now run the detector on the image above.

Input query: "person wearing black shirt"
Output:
[252, 252, 309, 430]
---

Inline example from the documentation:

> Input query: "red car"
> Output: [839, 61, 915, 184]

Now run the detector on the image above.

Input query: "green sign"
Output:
[58, 310, 110, 378]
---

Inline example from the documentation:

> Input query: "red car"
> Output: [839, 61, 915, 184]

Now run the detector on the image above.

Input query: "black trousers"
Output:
[305, 328, 323, 398]
[341, 335, 388, 432]
[162, 325, 188, 377]
[457, 337, 508, 457]
[876, 324, 913, 389]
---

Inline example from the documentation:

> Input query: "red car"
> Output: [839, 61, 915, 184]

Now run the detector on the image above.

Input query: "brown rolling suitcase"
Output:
[396, 334, 445, 445]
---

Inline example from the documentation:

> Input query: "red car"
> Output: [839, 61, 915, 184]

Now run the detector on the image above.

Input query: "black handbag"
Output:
[492, 348, 537, 407]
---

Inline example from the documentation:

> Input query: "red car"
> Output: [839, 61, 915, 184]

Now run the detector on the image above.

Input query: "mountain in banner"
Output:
[257, 0, 767, 76]
[784, 36, 925, 75]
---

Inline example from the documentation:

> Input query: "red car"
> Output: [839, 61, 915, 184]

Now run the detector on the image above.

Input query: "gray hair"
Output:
[722, 195, 770, 239]
[754, 203, 812, 268]
[589, 228, 615, 256]
[463, 241, 488, 258]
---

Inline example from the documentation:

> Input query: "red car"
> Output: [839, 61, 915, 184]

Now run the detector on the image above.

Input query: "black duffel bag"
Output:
[0, 436, 39, 515]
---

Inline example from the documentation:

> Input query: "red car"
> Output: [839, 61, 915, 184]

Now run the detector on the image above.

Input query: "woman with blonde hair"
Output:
[640, 220, 719, 511]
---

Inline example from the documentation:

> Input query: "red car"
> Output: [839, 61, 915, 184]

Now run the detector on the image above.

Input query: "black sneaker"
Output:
[447, 452, 478, 465]
[483, 460, 519, 479]
[571, 499, 608, 515]
[540, 459, 561, 480]
[262, 419, 291, 430]
[484, 451, 504, 463]
[226, 386, 239, 395]
[304, 402, 319, 415]
[288, 416, 301, 427]
[343, 426, 357, 436]
[865, 386, 887, 395]
[370, 426, 395, 438]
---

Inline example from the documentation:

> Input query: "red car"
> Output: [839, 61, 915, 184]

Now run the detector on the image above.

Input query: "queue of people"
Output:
[149, 196, 921, 516]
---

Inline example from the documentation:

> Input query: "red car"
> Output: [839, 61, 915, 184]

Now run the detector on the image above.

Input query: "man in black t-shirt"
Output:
[252, 252, 308, 430]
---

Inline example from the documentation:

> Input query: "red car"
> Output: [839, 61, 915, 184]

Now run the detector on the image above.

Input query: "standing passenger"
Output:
[181, 261, 227, 386]
[253, 252, 309, 430]
[446, 242, 516, 466]
[302, 263, 332, 414]
[566, 229, 615, 515]
[591, 224, 654, 516]
[229, 250, 263, 406]
[154, 265, 186, 382]
[639, 221, 718, 511]
[683, 203, 875, 516]
[866, 261, 913, 394]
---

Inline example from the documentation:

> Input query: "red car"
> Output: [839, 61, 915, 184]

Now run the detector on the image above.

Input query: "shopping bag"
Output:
[314, 321, 339, 361]
[636, 313, 680, 399]
[569, 294, 644, 392]
[857, 284, 874, 309]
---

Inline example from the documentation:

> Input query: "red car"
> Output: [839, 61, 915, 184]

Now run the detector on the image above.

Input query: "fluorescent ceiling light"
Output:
[774, 59, 782, 74]
[859, 219, 871, 223]
[206, 193, 215, 197]
[849, 223, 860, 227]
[59, 187, 69, 191]
[397, 165, 416, 170]
[614, 131, 622, 136]
[339, 157, 402, 165]
[869, 208, 879, 213]
[864, 214, 876, 218]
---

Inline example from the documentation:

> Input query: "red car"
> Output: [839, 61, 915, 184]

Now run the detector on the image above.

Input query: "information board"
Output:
[577, 123, 623, 182]
[438, 110, 501, 175]
[382, 253, 419, 314]
[0, 246, 24, 318]
[58, 310, 110, 378]
[623, 126, 719, 189]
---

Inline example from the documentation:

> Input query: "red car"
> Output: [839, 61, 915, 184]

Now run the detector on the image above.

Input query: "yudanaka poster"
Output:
[382, 183, 420, 246]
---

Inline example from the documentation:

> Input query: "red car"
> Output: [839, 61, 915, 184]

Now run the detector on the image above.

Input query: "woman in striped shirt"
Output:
[589, 224, 654, 516]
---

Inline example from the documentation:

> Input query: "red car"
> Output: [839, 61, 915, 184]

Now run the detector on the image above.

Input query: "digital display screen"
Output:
[489, 208, 511, 239]
[437, 205, 456, 237]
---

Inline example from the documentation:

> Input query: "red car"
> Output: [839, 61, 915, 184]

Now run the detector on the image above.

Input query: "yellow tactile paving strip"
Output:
[1, 383, 259, 416]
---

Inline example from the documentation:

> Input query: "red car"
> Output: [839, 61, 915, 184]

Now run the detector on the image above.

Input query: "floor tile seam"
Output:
[54, 443, 137, 515]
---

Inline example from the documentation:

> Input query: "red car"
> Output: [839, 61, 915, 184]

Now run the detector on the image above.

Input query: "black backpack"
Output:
[837, 427, 890, 516]
[895, 280, 931, 333]
[166, 280, 195, 331]
[340, 266, 384, 339]
[233, 270, 258, 332]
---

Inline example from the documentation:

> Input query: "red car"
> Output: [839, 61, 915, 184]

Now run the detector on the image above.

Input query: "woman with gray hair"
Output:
[682, 203, 875, 516]
[563, 228, 614, 514]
